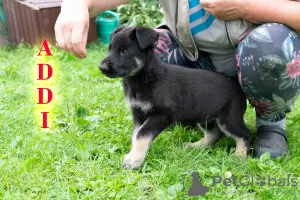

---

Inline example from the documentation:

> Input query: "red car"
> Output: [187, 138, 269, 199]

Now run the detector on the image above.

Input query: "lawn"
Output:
[0, 43, 299, 199]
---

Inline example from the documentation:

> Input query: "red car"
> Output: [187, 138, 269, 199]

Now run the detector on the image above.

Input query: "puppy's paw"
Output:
[234, 139, 248, 159]
[234, 150, 248, 159]
[123, 153, 144, 169]
[184, 139, 209, 149]
[184, 142, 197, 148]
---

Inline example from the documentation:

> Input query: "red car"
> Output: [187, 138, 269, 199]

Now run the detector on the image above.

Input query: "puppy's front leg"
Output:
[123, 115, 170, 169]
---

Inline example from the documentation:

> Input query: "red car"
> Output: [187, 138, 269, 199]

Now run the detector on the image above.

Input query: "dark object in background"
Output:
[3, 0, 97, 46]
[0, 0, 8, 45]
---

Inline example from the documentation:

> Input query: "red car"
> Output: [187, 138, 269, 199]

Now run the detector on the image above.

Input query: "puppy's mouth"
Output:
[100, 68, 127, 78]
[101, 71, 124, 78]
[99, 62, 136, 78]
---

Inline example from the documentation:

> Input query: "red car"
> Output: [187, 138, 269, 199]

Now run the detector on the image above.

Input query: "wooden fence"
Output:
[3, 0, 97, 46]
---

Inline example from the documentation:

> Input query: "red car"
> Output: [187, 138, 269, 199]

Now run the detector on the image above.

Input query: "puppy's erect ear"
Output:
[110, 26, 125, 41]
[135, 27, 159, 49]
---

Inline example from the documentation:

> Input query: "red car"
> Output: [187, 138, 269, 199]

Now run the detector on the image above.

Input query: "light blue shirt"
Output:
[188, 0, 237, 76]
[189, 0, 215, 36]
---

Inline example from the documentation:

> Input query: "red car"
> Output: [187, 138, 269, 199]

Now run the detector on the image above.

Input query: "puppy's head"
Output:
[100, 26, 159, 78]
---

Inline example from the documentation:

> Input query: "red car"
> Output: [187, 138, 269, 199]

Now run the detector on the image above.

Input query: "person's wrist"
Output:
[86, 0, 95, 11]
[61, 0, 89, 12]
[86, 0, 105, 17]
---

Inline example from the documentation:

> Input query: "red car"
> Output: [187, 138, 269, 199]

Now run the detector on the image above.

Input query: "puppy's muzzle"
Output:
[100, 61, 112, 74]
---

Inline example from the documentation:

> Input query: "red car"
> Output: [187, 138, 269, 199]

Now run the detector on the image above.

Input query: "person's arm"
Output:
[55, 0, 130, 58]
[201, 0, 300, 33]
[243, 0, 300, 32]
[87, 0, 131, 17]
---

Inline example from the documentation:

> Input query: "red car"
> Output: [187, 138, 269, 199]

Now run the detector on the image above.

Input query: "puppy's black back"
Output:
[123, 55, 246, 125]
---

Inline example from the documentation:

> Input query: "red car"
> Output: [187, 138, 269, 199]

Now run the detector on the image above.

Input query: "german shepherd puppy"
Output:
[100, 27, 250, 169]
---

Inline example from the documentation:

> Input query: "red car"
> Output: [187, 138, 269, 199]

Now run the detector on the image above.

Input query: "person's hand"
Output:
[200, 0, 248, 20]
[55, 0, 90, 58]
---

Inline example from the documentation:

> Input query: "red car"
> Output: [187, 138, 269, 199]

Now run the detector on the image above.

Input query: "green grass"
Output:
[0, 43, 299, 199]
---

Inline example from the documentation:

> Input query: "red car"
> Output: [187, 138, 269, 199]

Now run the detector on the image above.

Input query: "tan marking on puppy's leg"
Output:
[123, 136, 152, 169]
[186, 138, 210, 149]
[186, 123, 221, 149]
[234, 138, 248, 158]
[123, 123, 152, 169]
[216, 119, 248, 158]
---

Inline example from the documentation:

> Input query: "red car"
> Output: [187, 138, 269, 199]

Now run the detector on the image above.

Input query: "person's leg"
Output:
[236, 23, 300, 158]
[155, 29, 215, 71]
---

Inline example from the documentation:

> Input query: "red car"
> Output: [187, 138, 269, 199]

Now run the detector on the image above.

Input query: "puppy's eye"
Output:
[120, 47, 129, 55]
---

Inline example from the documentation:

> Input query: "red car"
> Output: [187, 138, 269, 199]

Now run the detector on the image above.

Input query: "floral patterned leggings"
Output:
[155, 23, 300, 124]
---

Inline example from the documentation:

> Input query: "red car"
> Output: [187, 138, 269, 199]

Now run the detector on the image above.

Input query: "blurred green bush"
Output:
[117, 0, 164, 27]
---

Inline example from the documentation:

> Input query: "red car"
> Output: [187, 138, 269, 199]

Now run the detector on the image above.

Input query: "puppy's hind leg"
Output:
[186, 120, 222, 149]
[216, 116, 250, 158]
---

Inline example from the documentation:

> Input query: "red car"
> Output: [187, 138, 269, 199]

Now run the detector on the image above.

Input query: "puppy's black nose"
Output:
[100, 62, 111, 73]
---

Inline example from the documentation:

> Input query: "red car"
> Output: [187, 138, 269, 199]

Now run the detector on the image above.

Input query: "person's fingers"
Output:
[200, 0, 210, 7]
[82, 25, 89, 56]
[71, 25, 88, 58]
[203, 8, 213, 13]
[54, 21, 67, 51]
[64, 28, 76, 56]
[81, 28, 89, 58]
[54, 0, 89, 57]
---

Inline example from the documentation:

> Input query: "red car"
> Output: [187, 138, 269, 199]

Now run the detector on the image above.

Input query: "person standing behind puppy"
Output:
[55, 0, 300, 158]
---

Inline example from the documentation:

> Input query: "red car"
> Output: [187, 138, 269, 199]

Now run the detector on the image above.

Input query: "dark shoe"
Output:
[253, 125, 289, 158]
